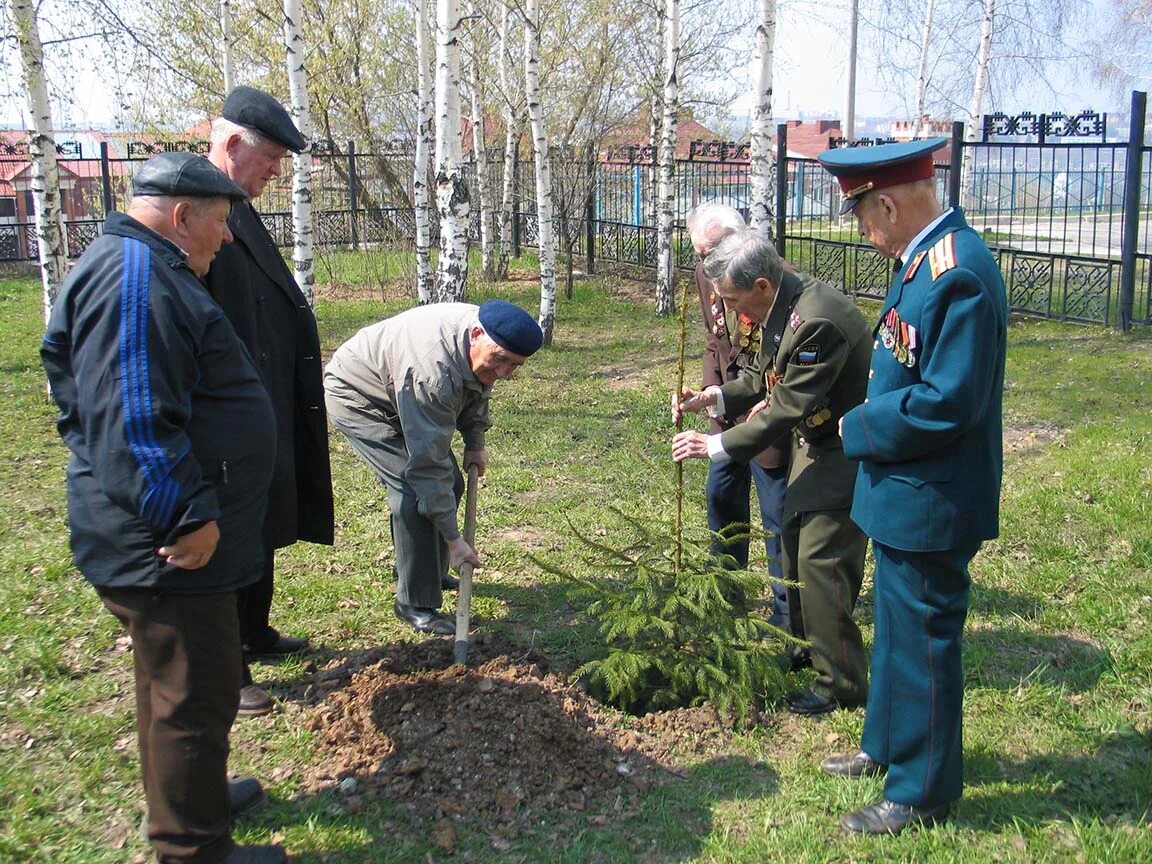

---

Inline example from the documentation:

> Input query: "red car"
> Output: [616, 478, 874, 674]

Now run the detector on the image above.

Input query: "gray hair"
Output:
[210, 117, 262, 148]
[685, 202, 745, 249]
[702, 227, 784, 293]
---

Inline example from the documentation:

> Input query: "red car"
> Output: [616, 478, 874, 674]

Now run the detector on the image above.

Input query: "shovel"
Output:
[454, 463, 480, 664]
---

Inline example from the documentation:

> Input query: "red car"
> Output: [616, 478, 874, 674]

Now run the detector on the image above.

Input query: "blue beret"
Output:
[478, 300, 543, 357]
[222, 85, 307, 153]
[818, 138, 947, 213]
[132, 152, 248, 201]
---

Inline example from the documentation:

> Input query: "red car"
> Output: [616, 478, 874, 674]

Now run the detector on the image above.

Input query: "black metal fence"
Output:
[4, 96, 1151, 328]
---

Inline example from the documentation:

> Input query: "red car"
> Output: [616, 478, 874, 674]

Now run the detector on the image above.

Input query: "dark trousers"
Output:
[97, 587, 241, 863]
[862, 541, 978, 808]
[782, 508, 869, 702]
[706, 459, 789, 617]
[237, 552, 276, 649]
[328, 410, 463, 609]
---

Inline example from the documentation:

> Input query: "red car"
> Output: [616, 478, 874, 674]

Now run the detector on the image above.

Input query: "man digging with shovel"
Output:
[323, 301, 543, 636]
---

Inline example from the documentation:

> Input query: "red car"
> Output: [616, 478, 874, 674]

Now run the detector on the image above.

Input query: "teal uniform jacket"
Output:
[841, 208, 1007, 550]
[839, 207, 1008, 808]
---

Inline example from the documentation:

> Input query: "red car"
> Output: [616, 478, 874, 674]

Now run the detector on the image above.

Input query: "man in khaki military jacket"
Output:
[673, 227, 872, 715]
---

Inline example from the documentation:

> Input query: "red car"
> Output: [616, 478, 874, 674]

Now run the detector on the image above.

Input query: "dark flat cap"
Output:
[478, 300, 543, 357]
[132, 152, 248, 200]
[222, 85, 306, 153]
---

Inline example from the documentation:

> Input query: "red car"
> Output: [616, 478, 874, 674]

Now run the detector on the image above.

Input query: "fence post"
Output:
[347, 139, 359, 250]
[99, 141, 114, 216]
[775, 122, 788, 258]
[584, 148, 596, 275]
[948, 121, 964, 209]
[511, 140, 521, 259]
[1119, 90, 1146, 332]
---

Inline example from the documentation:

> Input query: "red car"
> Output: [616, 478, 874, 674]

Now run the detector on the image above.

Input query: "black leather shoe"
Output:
[141, 777, 267, 839]
[786, 687, 866, 716]
[821, 750, 887, 778]
[223, 845, 288, 863]
[238, 684, 274, 716]
[839, 797, 951, 835]
[394, 601, 455, 635]
[244, 630, 309, 658]
[441, 572, 460, 591]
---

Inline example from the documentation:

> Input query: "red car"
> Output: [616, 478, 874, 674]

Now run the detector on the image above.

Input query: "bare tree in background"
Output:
[496, 0, 518, 280]
[1090, 0, 1152, 96]
[466, 0, 495, 279]
[748, 0, 776, 240]
[414, 0, 435, 303]
[284, 0, 316, 306]
[435, 0, 470, 301]
[221, 0, 235, 91]
[655, 0, 679, 317]
[12, 0, 69, 322]
[524, 0, 556, 344]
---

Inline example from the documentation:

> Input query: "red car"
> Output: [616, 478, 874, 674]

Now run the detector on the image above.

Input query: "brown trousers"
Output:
[98, 588, 241, 863]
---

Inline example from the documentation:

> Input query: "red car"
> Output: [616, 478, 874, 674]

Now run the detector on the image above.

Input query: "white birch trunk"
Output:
[221, 0, 235, 92]
[524, 0, 555, 344]
[13, 0, 68, 324]
[963, 0, 996, 207]
[414, 0, 435, 303]
[283, 0, 315, 306]
[497, 0, 516, 280]
[646, 89, 660, 227]
[911, 0, 937, 139]
[655, 0, 679, 317]
[467, 1, 494, 280]
[844, 0, 858, 142]
[435, 0, 470, 302]
[748, 0, 776, 242]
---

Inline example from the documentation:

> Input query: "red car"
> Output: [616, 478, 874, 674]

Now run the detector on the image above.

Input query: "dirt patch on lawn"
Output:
[298, 635, 738, 846]
[1004, 423, 1065, 454]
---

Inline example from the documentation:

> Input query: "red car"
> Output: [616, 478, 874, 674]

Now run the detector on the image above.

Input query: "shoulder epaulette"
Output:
[904, 250, 928, 283]
[928, 233, 958, 279]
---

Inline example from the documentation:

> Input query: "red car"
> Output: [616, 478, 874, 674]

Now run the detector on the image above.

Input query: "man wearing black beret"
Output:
[42, 152, 286, 862]
[206, 86, 334, 716]
[323, 301, 543, 635]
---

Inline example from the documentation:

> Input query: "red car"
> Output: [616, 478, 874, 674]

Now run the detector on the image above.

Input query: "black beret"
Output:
[132, 152, 248, 201]
[222, 85, 306, 153]
[478, 300, 544, 357]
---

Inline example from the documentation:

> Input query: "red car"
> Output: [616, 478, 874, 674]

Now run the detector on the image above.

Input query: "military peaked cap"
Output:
[818, 138, 947, 213]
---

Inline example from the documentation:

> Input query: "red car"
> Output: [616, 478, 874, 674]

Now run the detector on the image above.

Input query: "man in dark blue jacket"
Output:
[42, 153, 286, 863]
[816, 139, 1008, 835]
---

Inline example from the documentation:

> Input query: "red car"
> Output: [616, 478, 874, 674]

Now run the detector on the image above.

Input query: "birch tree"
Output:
[435, 0, 470, 301]
[961, 0, 996, 206]
[655, 0, 679, 317]
[221, 0, 235, 92]
[524, 0, 556, 344]
[12, 0, 69, 322]
[748, 0, 776, 241]
[911, 0, 936, 138]
[466, 0, 495, 279]
[414, 0, 435, 303]
[496, 0, 517, 280]
[283, 0, 315, 306]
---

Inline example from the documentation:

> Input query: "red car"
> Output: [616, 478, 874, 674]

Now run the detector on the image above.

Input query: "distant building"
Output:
[889, 117, 953, 139]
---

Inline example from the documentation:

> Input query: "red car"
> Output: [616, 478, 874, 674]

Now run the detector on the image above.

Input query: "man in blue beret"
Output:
[324, 300, 543, 635]
[815, 138, 1008, 834]
[206, 86, 334, 717]
[42, 152, 287, 862]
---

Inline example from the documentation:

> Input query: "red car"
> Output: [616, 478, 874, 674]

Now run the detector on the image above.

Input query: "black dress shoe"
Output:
[441, 572, 460, 591]
[821, 750, 887, 778]
[238, 684, 274, 717]
[141, 777, 267, 839]
[223, 845, 288, 864]
[394, 601, 455, 635]
[785, 687, 866, 716]
[839, 797, 951, 835]
[244, 629, 309, 658]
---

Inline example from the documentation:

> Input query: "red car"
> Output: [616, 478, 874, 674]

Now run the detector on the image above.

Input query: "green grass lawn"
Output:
[1, 262, 1150, 863]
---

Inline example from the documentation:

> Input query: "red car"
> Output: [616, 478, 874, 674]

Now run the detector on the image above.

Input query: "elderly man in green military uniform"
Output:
[672, 227, 872, 716]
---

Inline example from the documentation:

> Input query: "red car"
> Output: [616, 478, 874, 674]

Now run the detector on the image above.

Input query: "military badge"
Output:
[789, 309, 803, 332]
[795, 344, 820, 365]
[736, 313, 761, 355]
[804, 406, 832, 428]
[709, 290, 727, 337]
[928, 233, 958, 279]
[904, 249, 928, 283]
[878, 308, 919, 368]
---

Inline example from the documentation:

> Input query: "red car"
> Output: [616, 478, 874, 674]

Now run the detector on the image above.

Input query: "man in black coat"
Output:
[205, 87, 334, 714]
[42, 152, 286, 863]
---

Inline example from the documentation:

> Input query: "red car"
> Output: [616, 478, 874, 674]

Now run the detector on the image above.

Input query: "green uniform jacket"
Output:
[718, 271, 872, 513]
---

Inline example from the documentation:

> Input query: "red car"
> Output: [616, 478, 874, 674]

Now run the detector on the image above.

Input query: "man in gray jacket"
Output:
[324, 300, 543, 634]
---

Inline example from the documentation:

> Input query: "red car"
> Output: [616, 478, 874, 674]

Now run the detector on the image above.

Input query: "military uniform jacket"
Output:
[41, 213, 276, 592]
[205, 201, 334, 549]
[718, 271, 871, 513]
[840, 208, 1007, 552]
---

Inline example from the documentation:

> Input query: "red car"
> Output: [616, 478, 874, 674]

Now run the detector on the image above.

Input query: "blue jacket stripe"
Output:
[118, 237, 180, 528]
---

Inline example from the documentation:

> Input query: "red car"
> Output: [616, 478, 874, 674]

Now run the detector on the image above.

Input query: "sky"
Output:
[0, 0, 1130, 131]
